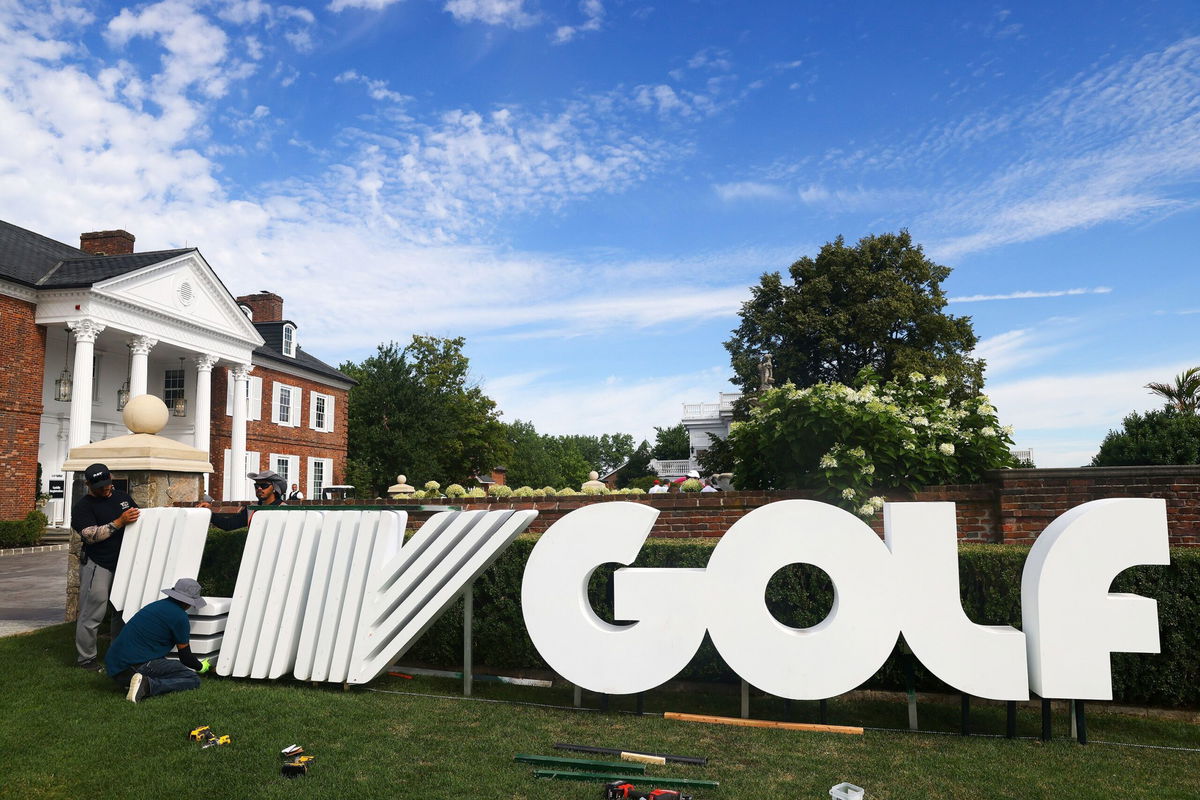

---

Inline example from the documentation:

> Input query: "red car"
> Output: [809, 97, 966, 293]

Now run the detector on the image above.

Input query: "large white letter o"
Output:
[704, 499, 900, 699]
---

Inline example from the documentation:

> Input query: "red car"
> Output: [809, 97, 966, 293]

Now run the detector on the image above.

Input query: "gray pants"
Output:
[75, 560, 123, 663]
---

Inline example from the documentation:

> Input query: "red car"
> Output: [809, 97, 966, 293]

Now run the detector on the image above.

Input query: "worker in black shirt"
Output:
[72, 463, 139, 670]
[201, 469, 287, 531]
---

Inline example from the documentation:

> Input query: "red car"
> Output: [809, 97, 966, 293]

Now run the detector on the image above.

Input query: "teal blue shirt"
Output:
[105, 598, 191, 676]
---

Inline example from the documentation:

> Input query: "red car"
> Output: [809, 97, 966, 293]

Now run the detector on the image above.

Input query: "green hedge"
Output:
[197, 529, 1200, 707]
[0, 510, 48, 548]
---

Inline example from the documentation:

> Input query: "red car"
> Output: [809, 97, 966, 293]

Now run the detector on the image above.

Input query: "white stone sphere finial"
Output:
[588, 471, 599, 481]
[123, 394, 169, 434]
[397, 475, 406, 485]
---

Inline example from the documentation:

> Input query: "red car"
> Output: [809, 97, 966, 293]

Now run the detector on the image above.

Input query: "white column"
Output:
[127, 335, 157, 397]
[67, 319, 104, 450]
[193, 354, 218, 468]
[229, 363, 252, 501]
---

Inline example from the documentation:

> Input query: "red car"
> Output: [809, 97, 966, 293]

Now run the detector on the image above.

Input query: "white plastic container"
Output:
[830, 782, 865, 800]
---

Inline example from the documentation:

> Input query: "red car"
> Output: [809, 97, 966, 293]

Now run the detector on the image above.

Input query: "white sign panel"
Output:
[522, 499, 1170, 701]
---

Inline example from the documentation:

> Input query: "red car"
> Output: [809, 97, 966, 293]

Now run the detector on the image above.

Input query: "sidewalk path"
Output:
[0, 549, 66, 637]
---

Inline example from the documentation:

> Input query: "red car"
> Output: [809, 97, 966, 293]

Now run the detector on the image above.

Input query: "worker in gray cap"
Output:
[71, 463, 139, 670]
[106, 578, 213, 703]
[203, 469, 287, 531]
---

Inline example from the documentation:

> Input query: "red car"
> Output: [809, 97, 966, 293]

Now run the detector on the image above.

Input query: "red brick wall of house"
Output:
[0, 294, 46, 520]
[208, 364, 349, 500]
[273, 466, 1200, 546]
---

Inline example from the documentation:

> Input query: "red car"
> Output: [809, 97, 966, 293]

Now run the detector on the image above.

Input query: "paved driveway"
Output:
[0, 549, 67, 637]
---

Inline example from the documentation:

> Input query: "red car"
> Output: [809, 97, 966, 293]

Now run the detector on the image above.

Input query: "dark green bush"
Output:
[0, 510, 48, 548]
[195, 529, 1200, 708]
[1092, 408, 1200, 465]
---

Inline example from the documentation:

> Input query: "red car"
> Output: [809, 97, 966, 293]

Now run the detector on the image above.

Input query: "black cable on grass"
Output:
[366, 688, 1200, 752]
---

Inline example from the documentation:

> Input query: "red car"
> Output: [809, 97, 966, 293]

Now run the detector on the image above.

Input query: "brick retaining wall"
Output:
[214, 465, 1200, 546]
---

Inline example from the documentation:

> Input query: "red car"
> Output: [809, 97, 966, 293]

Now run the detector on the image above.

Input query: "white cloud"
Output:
[443, 0, 537, 28]
[713, 181, 789, 202]
[328, 0, 404, 11]
[552, 0, 604, 44]
[950, 287, 1112, 303]
[486, 366, 735, 442]
[334, 69, 411, 103]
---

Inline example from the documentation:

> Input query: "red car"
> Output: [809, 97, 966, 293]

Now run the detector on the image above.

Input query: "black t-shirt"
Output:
[71, 490, 138, 571]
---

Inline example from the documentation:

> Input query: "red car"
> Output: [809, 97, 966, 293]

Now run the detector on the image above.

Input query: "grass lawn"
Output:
[2, 625, 1197, 800]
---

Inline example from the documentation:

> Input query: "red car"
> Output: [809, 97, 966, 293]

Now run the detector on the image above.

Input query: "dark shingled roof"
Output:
[0, 219, 189, 288]
[39, 249, 195, 287]
[0, 219, 87, 285]
[253, 321, 356, 385]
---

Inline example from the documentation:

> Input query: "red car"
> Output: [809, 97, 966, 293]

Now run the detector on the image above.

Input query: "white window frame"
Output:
[282, 324, 296, 357]
[271, 382, 302, 427]
[309, 392, 334, 433]
[224, 370, 262, 421]
[307, 457, 332, 500]
[270, 454, 300, 493]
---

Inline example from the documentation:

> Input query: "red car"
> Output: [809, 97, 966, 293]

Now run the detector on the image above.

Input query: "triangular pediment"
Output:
[91, 252, 262, 346]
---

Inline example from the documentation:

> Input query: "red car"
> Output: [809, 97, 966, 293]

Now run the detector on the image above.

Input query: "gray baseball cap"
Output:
[162, 578, 206, 609]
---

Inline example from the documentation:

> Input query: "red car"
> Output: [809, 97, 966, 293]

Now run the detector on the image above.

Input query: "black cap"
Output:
[83, 463, 113, 489]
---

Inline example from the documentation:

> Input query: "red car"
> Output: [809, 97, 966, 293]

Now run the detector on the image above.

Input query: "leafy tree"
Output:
[1145, 367, 1200, 413]
[613, 440, 656, 488]
[503, 421, 590, 489]
[1092, 409, 1200, 466]
[725, 231, 984, 400]
[560, 433, 636, 475]
[697, 433, 735, 475]
[652, 424, 690, 460]
[341, 336, 510, 497]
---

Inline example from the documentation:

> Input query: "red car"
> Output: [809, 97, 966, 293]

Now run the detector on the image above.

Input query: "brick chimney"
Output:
[235, 291, 284, 322]
[80, 230, 135, 255]
[490, 467, 508, 487]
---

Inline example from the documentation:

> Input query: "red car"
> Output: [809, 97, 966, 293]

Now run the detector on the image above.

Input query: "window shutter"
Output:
[222, 449, 231, 498]
[250, 377, 263, 421]
[291, 386, 303, 427]
[325, 395, 335, 432]
[225, 370, 233, 416]
[271, 382, 282, 424]
[309, 394, 318, 429]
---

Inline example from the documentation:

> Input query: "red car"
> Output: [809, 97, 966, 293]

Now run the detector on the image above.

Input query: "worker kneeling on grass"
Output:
[106, 578, 212, 703]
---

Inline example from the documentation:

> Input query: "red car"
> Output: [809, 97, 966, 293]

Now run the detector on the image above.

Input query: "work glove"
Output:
[199, 658, 211, 674]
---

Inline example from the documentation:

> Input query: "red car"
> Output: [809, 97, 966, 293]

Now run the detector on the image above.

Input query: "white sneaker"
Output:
[126, 673, 149, 703]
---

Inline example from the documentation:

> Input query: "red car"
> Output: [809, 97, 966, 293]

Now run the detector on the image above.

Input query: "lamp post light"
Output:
[54, 328, 72, 402]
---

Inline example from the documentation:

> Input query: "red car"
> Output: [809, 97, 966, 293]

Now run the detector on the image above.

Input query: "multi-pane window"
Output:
[314, 394, 326, 430]
[274, 456, 290, 485]
[312, 459, 326, 496]
[278, 385, 292, 424]
[282, 324, 295, 357]
[164, 368, 184, 405]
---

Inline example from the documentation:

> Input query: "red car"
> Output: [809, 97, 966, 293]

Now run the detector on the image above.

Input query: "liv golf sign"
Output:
[520, 499, 1170, 702]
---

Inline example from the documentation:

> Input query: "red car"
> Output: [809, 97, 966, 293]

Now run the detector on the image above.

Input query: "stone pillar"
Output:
[193, 355, 217, 492]
[67, 319, 104, 450]
[229, 363, 252, 501]
[127, 335, 156, 397]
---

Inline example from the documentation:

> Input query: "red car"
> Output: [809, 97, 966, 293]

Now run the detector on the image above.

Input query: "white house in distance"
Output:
[650, 392, 741, 478]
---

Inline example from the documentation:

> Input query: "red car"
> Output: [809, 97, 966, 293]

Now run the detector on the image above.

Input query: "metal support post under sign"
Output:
[462, 580, 474, 697]
[740, 679, 750, 719]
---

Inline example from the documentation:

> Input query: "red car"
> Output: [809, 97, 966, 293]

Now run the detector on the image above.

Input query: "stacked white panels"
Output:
[110, 508, 211, 622]
[185, 597, 232, 657]
[349, 508, 538, 685]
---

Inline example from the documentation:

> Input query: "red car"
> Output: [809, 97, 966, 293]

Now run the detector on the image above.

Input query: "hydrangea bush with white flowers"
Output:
[727, 369, 1015, 516]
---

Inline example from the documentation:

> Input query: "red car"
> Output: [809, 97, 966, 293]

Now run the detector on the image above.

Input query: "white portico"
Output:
[35, 249, 264, 526]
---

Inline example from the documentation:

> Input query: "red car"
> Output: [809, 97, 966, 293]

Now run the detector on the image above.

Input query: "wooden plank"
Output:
[554, 743, 707, 766]
[532, 771, 718, 788]
[513, 755, 644, 773]
[663, 711, 863, 735]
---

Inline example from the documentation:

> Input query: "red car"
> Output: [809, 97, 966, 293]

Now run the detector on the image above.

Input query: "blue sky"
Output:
[2, 1, 1198, 467]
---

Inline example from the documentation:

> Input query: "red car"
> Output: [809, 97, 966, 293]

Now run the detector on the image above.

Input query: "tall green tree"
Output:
[725, 231, 984, 399]
[652, 423, 690, 460]
[1145, 367, 1200, 413]
[341, 336, 509, 496]
[1092, 409, 1200, 466]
